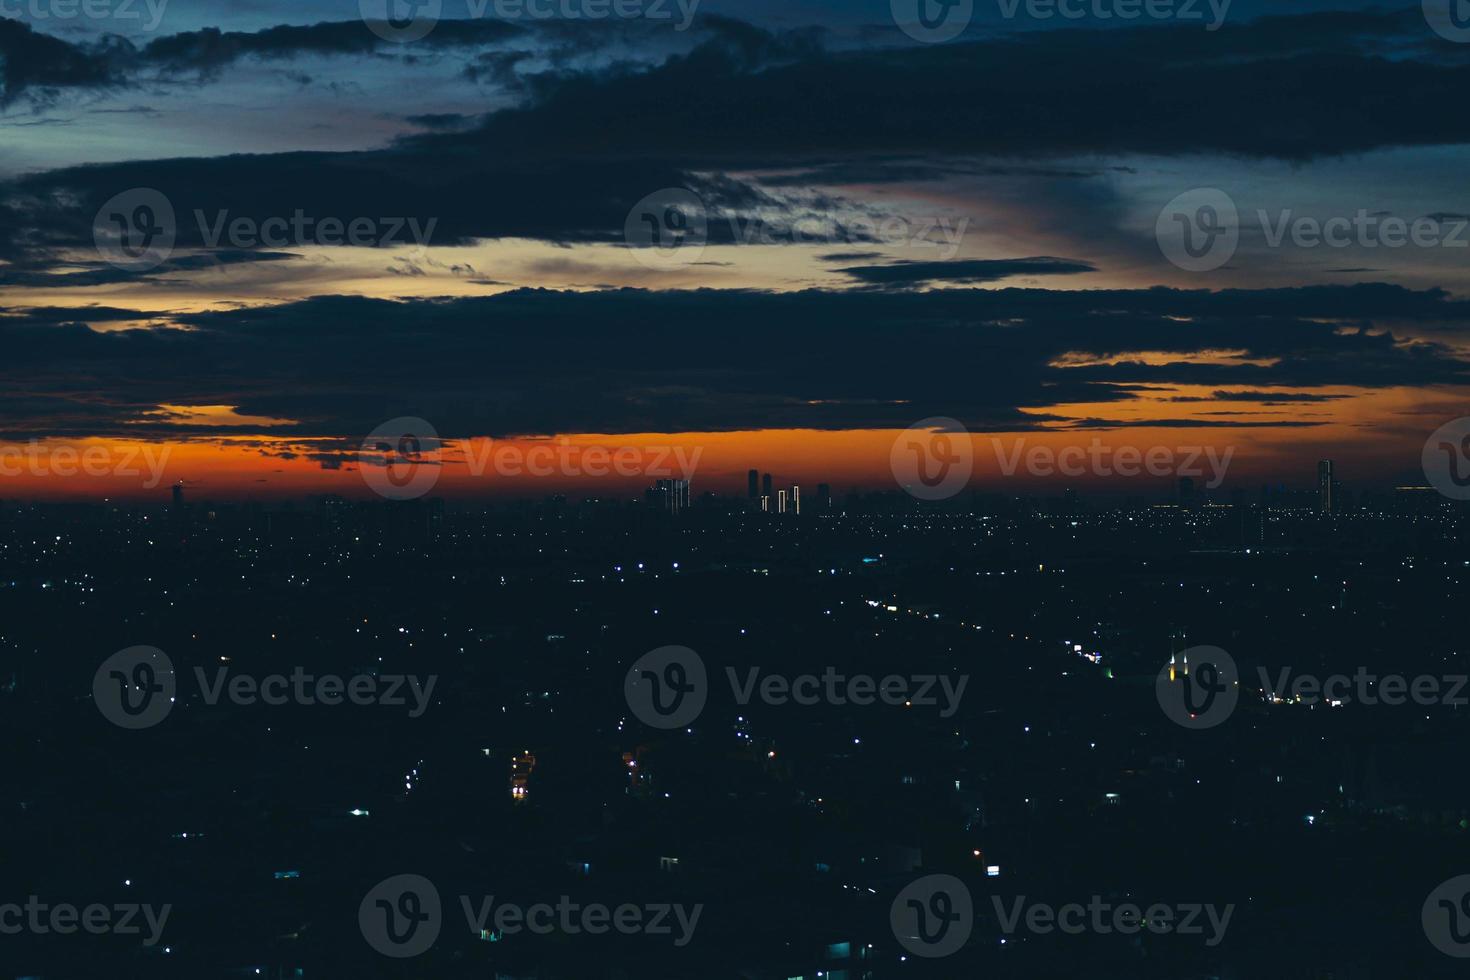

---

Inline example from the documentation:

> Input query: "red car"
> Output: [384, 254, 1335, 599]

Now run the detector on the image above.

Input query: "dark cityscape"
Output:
[2, 460, 1470, 976]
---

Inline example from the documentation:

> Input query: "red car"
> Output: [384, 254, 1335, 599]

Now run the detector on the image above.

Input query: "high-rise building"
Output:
[650, 479, 689, 516]
[760, 495, 769, 513]
[1177, 476, 1196, 509]
[171, 483, 184, 509]
[817, 483, 831, 510]
[762, 473, 773, 498]
[1318, 460, 1335, 513]
[777, 489, 788, 514]
[792, 485, 800, 515]
[747, 469, 759, 500]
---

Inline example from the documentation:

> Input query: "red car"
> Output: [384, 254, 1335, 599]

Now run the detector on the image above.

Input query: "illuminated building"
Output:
[510, 750, 535, 803]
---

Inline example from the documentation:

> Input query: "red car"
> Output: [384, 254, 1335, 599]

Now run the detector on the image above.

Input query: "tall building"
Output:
[747, 469, 759, 500]
[817, 483, 831, 510]
[1177, 476, 1196, 509]
[777, 489, 788, 514]
[792, 485, 800, 515]
[1318, 460, 1335, 514]
[649, 479, 690, 516]
[762, 473, 773, 498]
[171, 482, 184, 509]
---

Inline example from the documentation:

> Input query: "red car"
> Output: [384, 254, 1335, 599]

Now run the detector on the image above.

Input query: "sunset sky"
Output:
[3, 0, 1469, 498]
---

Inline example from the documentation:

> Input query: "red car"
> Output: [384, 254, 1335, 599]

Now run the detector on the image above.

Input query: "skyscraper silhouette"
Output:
[1318, 460, 1335, 513]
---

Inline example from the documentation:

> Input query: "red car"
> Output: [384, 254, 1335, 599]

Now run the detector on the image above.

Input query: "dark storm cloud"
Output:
[137, 19, 524, 75]
[0, 250, 297, 288]
[2, 284, 1466, 441]
[0, 14, 538, 104]
[404, 112, 480, 130]
[837, 257, 1097, 287]
[0, 17, 124, 104]
[427, 7, 1470, 163]
[5, 7, 1469, 271]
